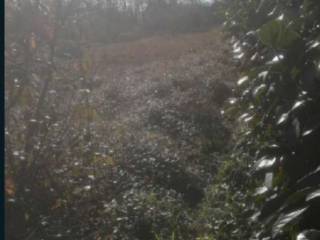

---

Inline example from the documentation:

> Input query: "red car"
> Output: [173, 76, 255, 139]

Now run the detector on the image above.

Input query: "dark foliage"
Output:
[219, 0, 320, 239]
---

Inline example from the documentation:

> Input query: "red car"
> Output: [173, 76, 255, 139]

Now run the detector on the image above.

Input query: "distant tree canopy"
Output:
[6, 0, 219, 46]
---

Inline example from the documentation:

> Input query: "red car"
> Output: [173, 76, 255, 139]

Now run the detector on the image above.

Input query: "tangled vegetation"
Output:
[5, 0, 320, 240]
[5, 1, 232, 239]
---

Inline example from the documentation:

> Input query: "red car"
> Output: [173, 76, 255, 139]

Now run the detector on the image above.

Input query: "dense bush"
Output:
[215, 0, 320, 239]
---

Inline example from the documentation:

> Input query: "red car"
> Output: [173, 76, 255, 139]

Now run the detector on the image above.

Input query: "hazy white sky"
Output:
[179, 0, 215, 3]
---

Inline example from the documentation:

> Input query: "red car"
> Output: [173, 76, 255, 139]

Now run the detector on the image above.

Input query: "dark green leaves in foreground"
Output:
[220, 0, 320, 239]
[259, 20, 300, 49]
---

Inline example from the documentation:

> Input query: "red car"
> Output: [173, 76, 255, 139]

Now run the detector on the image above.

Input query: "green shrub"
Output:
[218, 0, 320, 239]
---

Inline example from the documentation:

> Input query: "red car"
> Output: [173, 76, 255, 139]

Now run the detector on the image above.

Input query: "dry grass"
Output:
[80, 28, 237, 176]
[90, 29, 226, 67]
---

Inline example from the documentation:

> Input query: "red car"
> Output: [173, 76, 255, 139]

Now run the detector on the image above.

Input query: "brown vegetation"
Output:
[93, 29, 226, 66]
[5, 1, 237, 239]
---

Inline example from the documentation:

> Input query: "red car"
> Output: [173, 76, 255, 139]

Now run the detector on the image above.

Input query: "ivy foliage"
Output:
[220, 0, 320, 239]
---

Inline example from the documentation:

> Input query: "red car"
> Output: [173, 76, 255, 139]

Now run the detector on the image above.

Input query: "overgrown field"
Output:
[6, 28, 237, 239]
[6, 0, 320, 239]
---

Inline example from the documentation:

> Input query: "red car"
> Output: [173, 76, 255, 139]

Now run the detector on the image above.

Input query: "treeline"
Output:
[7, 0, 218, 46]
[79, 0, 219, 42]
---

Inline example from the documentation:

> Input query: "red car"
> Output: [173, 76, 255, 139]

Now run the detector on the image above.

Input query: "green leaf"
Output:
[259, 20, 300, 49]
[297, 229, 320, 240]
[272, 207, 308, 236]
